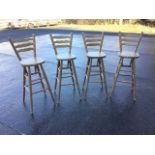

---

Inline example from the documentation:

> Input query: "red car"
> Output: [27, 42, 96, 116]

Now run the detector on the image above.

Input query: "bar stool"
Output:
[49, 33, 81, 103]
[110, 32, 143, 101]
[10, 34, 55, 113]
[82, 32, 108, 98]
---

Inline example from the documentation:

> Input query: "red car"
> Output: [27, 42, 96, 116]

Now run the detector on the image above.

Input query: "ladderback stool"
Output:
[110, 32, 143, 101]
[50, 33, 81, 103]
[82, 32, 108, 98]
[10, 34, 55, 113]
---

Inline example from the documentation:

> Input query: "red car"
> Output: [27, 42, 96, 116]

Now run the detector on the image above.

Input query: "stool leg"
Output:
[37, 65, 46, 93]
[111, 57, 123, 96]
[100, 58, 108, 97]
[132, 59, 136, 101]
[57, 60, 63, 103]
[71, 60, 81, 99]
[54, 61, 60, 92]
[82, 58, 90, 90]
[27, 66, 33, 113]
[131, 59, 134, 93]
[39, 64, 55, 103]
[85, 58, 92, 98]
[69, 60, 76, 89]
[23, 67, 26, 104]
[98, 59, 104, 89]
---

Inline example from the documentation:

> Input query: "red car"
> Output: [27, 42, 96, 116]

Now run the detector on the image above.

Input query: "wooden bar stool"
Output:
[82, 32, 108, 98]
[50, 33, 81, 103]
[10, 34, 55, 113]
[110, 32, 143, 101]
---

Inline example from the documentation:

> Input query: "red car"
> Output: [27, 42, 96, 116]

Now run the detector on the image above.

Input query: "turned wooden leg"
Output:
[27, 66, 33, 113]
[54, 61, 60, 92]
[22, 67, 26, 104]
[100, 58, 108, 97]
[82, 59, 90, 90]
[39, 64, 55, 104]
[132, 59, 136, 101]
[57, 60, 63, 103]
[98, 58, 104, 89]
[71, 60, 81, 99]
[84, 58, 92, 98]
[110, 57, 123, 97]
[69, 60, 76, 89]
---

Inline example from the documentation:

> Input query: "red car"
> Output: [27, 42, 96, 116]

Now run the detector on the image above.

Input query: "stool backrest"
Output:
[50, 33, 73, 56]
[10, 34, 36, 61]
[82, 32, 104, 53]
[119, 32, 143, 53]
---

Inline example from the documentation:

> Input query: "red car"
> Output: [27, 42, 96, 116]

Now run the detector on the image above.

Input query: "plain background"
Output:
[0, 0, 155, 154]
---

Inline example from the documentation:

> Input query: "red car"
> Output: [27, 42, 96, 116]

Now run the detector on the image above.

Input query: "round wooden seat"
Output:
[118, 51, 139, 58]
[20, 57, 45, 66]
[87, 52, 106, 58]
[56, 54, 76, 60]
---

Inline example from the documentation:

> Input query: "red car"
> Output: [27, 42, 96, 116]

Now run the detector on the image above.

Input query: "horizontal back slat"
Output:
[50, 34, 72, 50]
[82, 33, 104, 53]
[50, 33, 73, 55]
[121, 37, 140, 42]
[85, 39, 102, 42]
[119, 32, 143, 53]
[121, 42, 138, 46]
[15, 42, 34, 48]
[53, 40, 70, 44]
[12, 37, 33, 43]
[17, 47, 34, 53]
[83, 34, 103, 44]
[52, 36, 71, 39]
[120, 34, 141, 47]
[86, 43, 101, 47]
[10, 34, 36, 61]
[54, 45, 70, 48]
[84, 35, 102, 39]
[121, 33, 141, 36]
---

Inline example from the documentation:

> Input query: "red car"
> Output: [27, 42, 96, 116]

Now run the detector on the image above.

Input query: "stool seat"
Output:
[20, 57, 45, 66]
[87, 52, 106, 58]
[56, 54, 76, 60]
[118, 51, 139, 58]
